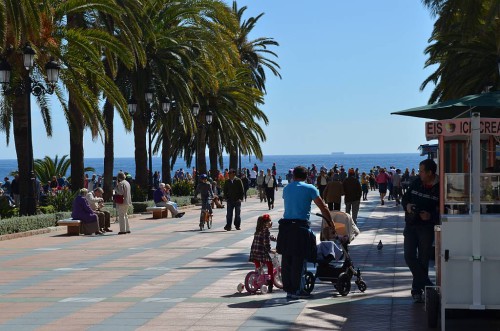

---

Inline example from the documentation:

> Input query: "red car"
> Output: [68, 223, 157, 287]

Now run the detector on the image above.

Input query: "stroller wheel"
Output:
[304, 271, 315, 294]
[356, 280, 367, 292]
[207, 217, 212, 229]
[337, 272, 351, 296]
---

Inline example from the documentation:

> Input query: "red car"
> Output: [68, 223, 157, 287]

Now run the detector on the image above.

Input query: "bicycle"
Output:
[237, 251, 283, 294]
[199, 198, 212, 231]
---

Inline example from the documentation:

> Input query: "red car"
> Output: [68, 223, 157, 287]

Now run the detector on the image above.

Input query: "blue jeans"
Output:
[403, 224, 434, 294]
[225, 200, 241, 228]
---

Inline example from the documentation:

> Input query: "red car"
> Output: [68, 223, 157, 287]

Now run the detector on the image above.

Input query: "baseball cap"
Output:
[200, 174, 207, 179]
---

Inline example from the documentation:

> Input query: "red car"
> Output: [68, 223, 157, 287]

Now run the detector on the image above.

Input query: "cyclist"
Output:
[195, 174, 214, 227]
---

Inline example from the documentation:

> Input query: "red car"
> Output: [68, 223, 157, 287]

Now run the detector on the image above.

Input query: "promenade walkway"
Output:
[0, 189, 496, 330]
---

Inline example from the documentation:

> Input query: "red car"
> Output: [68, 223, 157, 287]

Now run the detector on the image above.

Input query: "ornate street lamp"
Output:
[206, 110, 213, 125]
[0, 43, 60, 215]
[191, 102, 200, 117]
[162, 97, 171, 113]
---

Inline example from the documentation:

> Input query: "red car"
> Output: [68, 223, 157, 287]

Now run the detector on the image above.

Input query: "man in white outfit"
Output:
[115, 172, 132, 234]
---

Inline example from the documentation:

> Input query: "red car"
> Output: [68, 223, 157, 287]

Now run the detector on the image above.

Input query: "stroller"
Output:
[304, 212, 367, 296]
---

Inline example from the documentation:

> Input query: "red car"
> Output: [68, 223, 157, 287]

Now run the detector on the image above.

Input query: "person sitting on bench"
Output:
[153, 183, 185, 218]
[86, 187, 112, 232]
[72, 188, 103, 235]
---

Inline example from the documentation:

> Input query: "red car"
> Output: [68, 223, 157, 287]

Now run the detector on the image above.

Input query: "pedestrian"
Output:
[223, 169, 244, 231]
[194, 175, 214, 228]
[249, 214, 276, 293]
[323, 173, 343, 211]
[361, 172, 369, 201]
[343, 168, 362, 224]
[392, 169, 402, 205]
[264, 168, 278, 210]
[115, 171, 132, 234]
[272, 162, 277, 176]
[316, 169, 328, 198]
[241, 173, 250, 201]
[277, 166, 334, 300]
[402, 159, 439, 303]
[376, 168, 390, 205]
[2, 177, 11, 196]
[11, 174, 19, 206]
[256, 170, 266, 203]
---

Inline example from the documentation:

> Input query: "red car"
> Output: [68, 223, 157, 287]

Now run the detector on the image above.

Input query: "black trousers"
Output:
[328, 202, 341, 211]
[265, 187, 275, 208]
[281, 254, 306, 294]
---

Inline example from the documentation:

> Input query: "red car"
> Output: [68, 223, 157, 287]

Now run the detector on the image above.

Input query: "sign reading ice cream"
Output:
[426, 118, 500, 140]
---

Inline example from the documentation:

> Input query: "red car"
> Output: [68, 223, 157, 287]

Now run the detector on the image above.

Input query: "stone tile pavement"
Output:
[0, 189, 498, 330]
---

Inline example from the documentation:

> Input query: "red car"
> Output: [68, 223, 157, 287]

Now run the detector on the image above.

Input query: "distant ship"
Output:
[331, 152, 345, 155]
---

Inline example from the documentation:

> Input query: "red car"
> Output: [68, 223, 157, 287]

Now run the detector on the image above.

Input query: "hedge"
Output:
[0, 212, 71, 236]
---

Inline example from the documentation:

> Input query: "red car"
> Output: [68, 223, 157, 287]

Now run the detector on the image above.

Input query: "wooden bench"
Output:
[146, 206, 169, 219]
[57, 219, 81, 236]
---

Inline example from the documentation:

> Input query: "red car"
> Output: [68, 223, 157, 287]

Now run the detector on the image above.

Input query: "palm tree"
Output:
[34, 155, 95, 185]
[232, 1, 281, 93]
[421, 0, 500, 102]
[0, 1, 134, 213]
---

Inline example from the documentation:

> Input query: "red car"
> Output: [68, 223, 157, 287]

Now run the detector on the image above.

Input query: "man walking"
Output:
[402, 159, 439, 303]
[223, 169, 244, 231]
[277, 166, 334, 300]
[343, 168, 362, 224]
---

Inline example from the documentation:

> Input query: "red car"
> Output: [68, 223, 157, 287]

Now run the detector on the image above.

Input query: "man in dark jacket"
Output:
[223, 169, 244, 231]
[402, 159, 439, 303]
[343, 168, 362, 224]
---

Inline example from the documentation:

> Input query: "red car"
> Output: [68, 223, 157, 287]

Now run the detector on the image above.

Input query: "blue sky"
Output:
[0, 0, 436, 159]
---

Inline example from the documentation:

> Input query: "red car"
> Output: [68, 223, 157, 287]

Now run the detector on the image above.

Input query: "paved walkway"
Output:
[0, 189, 497, 330]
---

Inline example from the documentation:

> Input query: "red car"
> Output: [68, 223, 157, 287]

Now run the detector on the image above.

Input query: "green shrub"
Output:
[132, 202, 150, 213]
[0, 213, 70, 235]
[131, 183, 148, 202]
[172, 180, 194, 196]
[46, 190, 77, 212]
[39, 205, 55, 214]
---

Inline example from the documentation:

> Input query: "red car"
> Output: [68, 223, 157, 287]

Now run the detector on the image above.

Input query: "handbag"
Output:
[113, 194, 124, 204]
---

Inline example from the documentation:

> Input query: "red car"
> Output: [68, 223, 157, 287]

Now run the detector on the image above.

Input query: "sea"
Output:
[0, 153, 424, 179]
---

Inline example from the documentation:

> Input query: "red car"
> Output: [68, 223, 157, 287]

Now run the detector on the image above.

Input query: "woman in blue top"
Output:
[277, 166, 334, 300]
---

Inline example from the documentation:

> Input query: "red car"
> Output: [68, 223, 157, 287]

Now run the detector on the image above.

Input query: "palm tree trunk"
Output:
[229, 149, 238, 171]
[68, 96, 85, 192]
[67, 13, 85, 192]
[133, 114, 148, 190]
[161, 130, 172, 185]
[12, 82, 31, 215]
[208, 136, 218, 179]
[103, 99, 114, 201]
[196, 126, 207, 175]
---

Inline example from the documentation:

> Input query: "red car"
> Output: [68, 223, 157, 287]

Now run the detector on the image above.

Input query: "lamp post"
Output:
[128, 91, 170, 199]
[0, 43, 60, 215]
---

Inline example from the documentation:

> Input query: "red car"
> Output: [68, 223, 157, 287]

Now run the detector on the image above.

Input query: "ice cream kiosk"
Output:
[425, 113, 500, 329]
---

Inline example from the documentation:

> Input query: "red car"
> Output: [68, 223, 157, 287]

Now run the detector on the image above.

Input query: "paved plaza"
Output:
[0, 190, 498, 330]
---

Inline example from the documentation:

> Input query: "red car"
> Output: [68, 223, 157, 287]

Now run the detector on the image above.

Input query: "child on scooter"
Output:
[249, 214, 276, 292]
